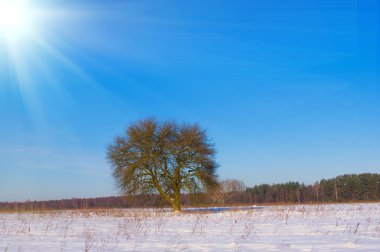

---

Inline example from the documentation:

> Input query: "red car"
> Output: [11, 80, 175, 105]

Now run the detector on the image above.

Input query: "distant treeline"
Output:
[1, 173, 379, 211]
[0, 195, 168, 212]
[0, 196, 127, 212]
[246, 173, 380, 203]
[246, 173, 380, 204]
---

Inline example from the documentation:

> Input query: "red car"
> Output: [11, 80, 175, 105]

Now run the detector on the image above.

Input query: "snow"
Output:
[1, 203, 380, 251]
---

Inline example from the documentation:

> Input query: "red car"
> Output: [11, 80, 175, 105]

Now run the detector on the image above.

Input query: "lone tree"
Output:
[107, 118, 218, 211]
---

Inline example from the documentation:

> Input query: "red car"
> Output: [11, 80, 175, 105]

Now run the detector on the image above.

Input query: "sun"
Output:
[0, 0, 31, 37]
[0, 0, 107, 127]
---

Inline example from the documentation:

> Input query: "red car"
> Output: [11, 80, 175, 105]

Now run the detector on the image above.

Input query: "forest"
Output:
[1, 173, 379, 211]
[246, 173, 380, 204]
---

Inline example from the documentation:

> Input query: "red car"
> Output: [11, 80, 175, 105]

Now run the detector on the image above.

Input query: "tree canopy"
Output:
[107, 118, 218, 211]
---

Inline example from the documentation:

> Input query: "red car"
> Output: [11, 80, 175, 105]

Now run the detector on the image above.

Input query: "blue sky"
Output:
[0, 0, 379, 201]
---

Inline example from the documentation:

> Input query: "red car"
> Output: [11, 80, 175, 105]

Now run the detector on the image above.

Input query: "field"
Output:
[1, 203, 380, 251]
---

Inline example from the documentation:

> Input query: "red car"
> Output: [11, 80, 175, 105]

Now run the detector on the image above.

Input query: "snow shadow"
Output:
[183, 205, 265, 213]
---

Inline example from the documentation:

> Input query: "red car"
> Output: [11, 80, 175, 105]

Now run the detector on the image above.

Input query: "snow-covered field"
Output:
[1, 203, 380, 251]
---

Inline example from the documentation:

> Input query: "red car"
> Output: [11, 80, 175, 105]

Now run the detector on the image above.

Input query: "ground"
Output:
[1, 203, 380, 251]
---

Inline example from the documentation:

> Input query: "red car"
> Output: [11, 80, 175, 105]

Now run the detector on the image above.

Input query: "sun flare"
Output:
[0, 0, 107, 126]
[0, 0, 31, 37]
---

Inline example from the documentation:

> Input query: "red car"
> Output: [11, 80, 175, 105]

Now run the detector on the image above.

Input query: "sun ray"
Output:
[6, 39, 46, 126]
[30, 34, 100, 88]
[29, 33, 127, 106]
[28, 51, 76, 108]
[1, 0, 131, 127]
[0, 2, 96, 124]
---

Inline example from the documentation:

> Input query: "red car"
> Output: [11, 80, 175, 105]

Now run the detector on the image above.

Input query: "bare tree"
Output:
[211, 179, 246, 204]
[221, 179, 246, 193]
[107, 118, 218, 212]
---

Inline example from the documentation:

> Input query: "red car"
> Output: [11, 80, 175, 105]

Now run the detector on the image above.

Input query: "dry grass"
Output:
[1, 203, 380, 251]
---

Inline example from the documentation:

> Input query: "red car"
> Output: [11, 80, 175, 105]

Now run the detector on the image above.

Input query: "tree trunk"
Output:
[334, 181, 339, 202]
[171, 167, 182, 212]
[171, 198, 181, 212]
